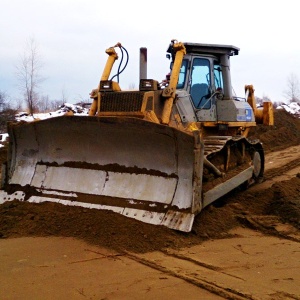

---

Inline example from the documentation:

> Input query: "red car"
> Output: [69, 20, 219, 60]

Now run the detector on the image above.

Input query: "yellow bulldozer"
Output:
[0, 40, 273, 232]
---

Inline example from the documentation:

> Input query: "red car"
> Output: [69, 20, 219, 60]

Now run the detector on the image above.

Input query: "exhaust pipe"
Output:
[139, 47, 147, 80]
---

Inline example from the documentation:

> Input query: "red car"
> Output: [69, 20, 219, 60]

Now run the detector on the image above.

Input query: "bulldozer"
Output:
[0, 39, 274, 232]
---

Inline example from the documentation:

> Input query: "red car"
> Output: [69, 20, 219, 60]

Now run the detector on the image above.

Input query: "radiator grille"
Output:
[100, 91, 144, 112]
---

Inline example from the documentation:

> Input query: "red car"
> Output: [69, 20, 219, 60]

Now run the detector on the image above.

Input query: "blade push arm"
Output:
[161, 40, 186, 124]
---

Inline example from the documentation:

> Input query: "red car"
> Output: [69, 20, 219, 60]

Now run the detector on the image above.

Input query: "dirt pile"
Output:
[248, 108, 300, 153]
[0, 109, 299, 253]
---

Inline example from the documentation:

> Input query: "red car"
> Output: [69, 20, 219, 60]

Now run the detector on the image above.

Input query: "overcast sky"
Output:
[1, 0, 299, 107]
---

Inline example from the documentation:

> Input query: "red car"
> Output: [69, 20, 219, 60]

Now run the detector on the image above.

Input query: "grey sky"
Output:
[1, 0, 299, 106]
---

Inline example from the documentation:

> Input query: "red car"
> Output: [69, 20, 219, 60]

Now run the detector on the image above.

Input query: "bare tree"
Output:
[0, 90, 17, 133]
[61, 86, 69, 104]
[283, 73, 300, 103]
[0, 90, 8, 111]
[74, 94, 91, 105]
[129, 82, 136, 89]
[49, 100, 63, 111]
[255, 96, 263, 106]
[16, 37, 45, 115]
[36, 94, 51, 112]
[262, 94, 271, 102]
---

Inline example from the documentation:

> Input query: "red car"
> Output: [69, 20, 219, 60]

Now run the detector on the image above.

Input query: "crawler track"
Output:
[202, 136, 264, 193]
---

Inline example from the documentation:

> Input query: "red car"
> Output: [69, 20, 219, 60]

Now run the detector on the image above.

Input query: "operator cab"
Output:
[167, 42, 246, 123]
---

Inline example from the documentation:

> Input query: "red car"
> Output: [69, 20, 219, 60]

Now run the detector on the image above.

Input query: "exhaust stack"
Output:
[139, 47, 147, 80]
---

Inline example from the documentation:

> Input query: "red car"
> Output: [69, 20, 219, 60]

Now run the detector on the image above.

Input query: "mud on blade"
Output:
[2, 116, 203, 232]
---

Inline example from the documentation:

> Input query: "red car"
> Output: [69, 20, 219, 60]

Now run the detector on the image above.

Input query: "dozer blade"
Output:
[2, 116, 204, 232]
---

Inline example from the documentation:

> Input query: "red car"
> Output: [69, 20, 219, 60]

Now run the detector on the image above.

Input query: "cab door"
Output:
[188, 57, 217, 122]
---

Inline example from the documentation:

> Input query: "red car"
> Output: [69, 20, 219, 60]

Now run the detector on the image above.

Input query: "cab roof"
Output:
[183, 42, 239, 56]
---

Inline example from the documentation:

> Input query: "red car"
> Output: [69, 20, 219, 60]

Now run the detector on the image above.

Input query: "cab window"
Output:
[176, 59, 188, 89]
[214, 63, 223, 90]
